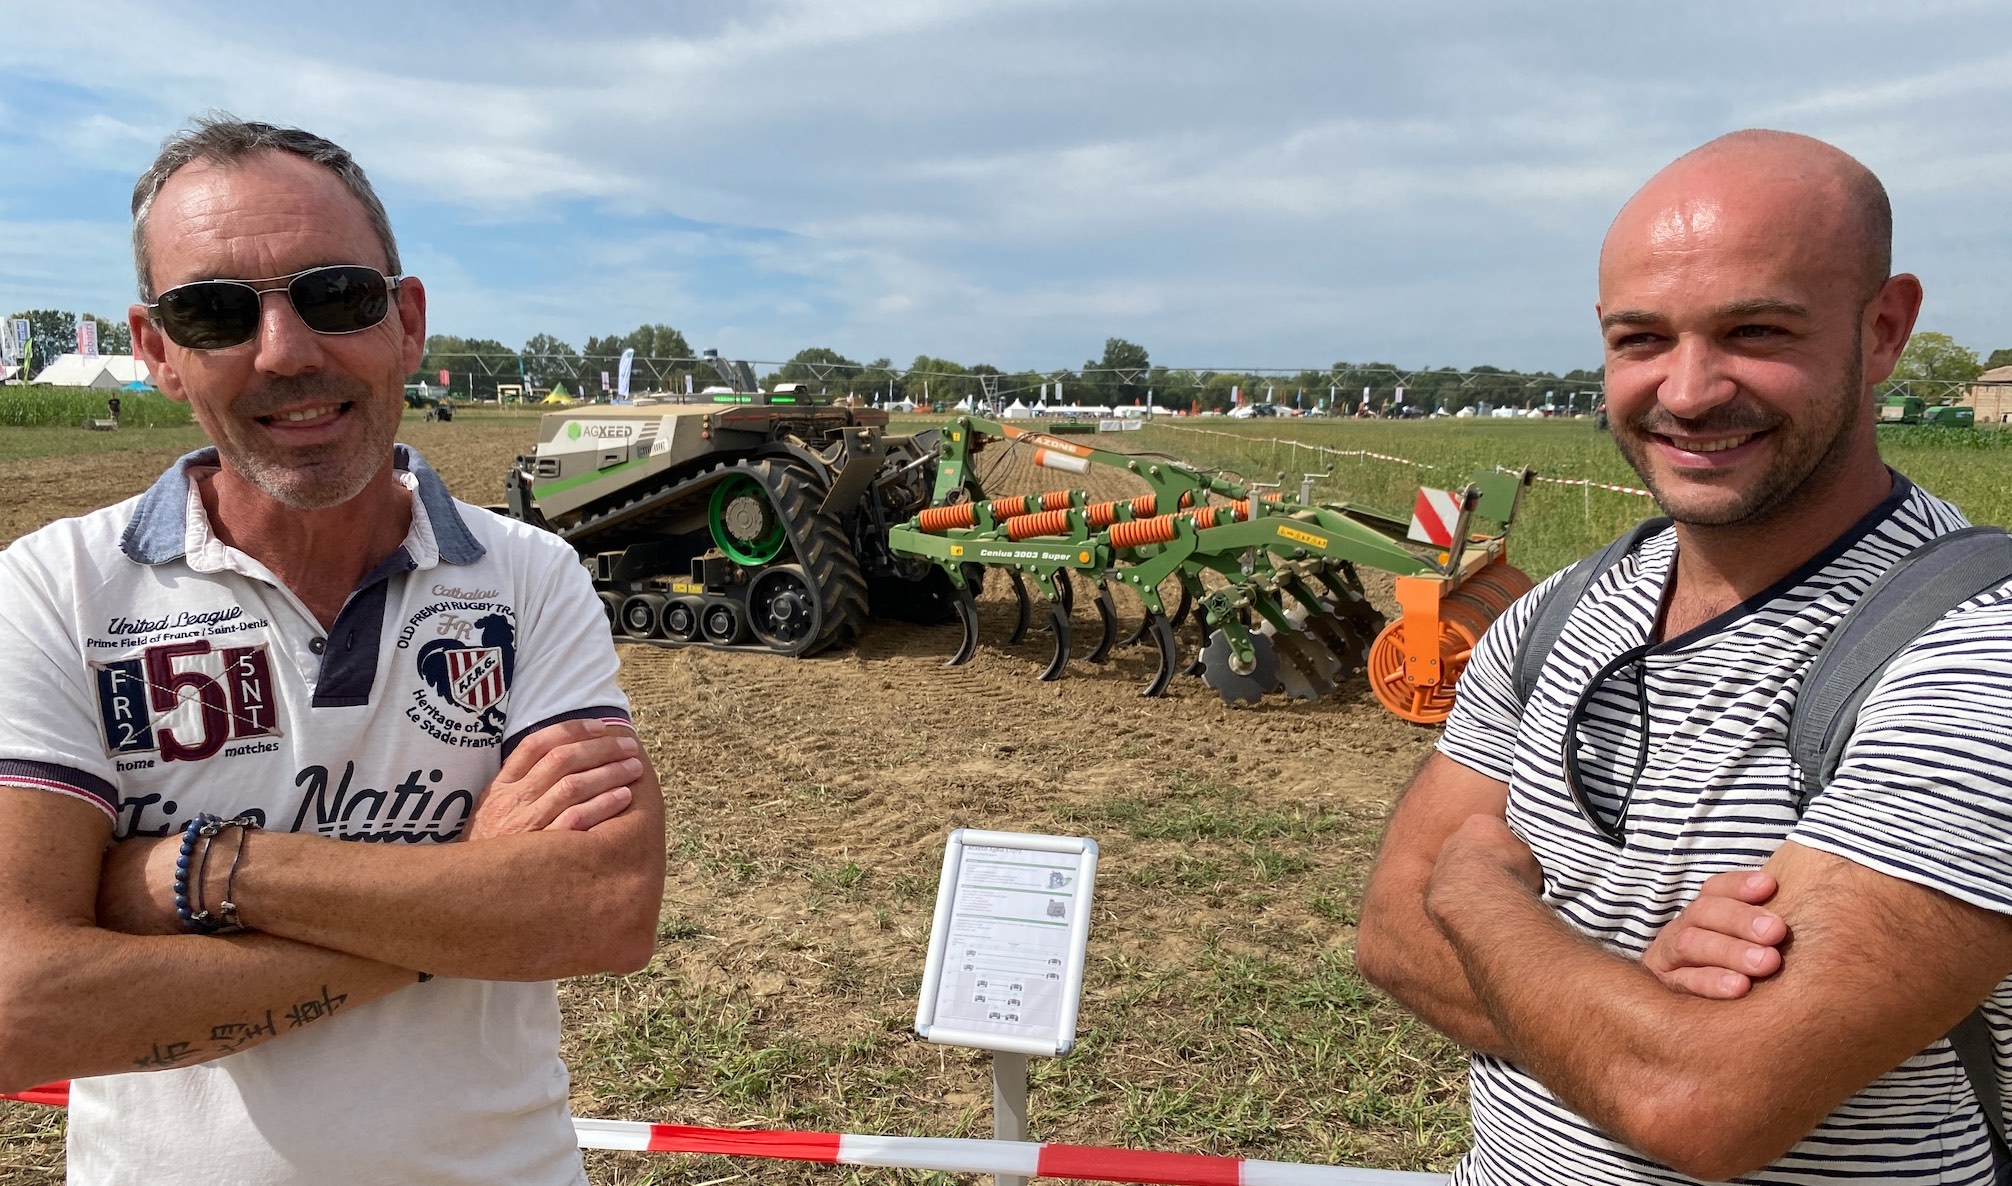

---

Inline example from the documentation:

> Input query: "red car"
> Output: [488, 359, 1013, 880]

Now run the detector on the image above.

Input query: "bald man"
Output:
[1356, 130, 2012, 1183]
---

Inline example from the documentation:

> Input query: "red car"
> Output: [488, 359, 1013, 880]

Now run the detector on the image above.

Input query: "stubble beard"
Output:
[207, 372, 400, 511]
[1614, 350, 1866, 530]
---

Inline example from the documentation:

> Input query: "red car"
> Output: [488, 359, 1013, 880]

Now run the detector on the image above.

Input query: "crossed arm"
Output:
[1357, 753, 2012, 1181]
[0, 718, 664, 1091]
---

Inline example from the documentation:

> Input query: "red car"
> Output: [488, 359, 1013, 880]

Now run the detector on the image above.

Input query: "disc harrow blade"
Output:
[948, 585, 980, 667]
[1039, 601, 1071, 681]
[1199, 630, 1279, 706]
[1271, 631, 1341, 702]
[1086, 582, 1118, 664]
[1142, 612, 1178, 698]
[1005, 569, 1033, 645]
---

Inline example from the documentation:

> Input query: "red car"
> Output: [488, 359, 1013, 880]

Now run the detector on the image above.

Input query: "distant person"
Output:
[105, 394, 121, 423]
[1357, 130, 2012, 1182]
[0, 114, 666, 1185]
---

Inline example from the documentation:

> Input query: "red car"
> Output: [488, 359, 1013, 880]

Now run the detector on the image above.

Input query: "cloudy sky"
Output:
[1, 0, 2007, 374]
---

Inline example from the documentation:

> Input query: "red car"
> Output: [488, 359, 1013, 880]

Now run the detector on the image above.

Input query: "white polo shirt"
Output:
[0, 445, 631, 1186]
[1438, 476, 2012, 1185]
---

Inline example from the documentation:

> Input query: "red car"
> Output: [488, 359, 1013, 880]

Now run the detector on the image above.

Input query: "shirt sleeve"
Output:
[490, 518, 633, 761]
[0, 537, 121, 821]
[1790, 587, 2012, 916]
[1435, 569, 1568, 783]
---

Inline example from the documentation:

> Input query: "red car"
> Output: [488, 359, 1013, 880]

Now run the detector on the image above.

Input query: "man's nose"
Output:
[250, 287, 327, 376]
[1657, 336, 1738, 420]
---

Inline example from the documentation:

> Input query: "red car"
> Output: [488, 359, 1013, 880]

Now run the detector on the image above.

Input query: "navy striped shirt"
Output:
[1438, 475, 2012, 1184]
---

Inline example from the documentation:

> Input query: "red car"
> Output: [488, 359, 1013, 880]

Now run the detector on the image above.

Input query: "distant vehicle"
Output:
[1880, 393, 1975, 428]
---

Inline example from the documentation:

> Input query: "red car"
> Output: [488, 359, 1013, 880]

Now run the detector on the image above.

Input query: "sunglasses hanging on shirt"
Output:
[146, 265, 403, 351]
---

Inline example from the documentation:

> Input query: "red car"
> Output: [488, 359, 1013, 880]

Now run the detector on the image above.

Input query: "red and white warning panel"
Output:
[1406, 487, 1461, 548]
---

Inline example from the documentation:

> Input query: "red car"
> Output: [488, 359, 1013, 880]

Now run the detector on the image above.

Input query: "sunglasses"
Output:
[147, 265, 403, 351]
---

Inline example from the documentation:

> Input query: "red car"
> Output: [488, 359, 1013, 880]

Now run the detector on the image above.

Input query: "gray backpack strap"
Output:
[1783, 525, 2012, 1164]
[1950, 1009, 2011, 1166]
[1512, 517, 1671, 706]
[1788, 526, 2012, 808]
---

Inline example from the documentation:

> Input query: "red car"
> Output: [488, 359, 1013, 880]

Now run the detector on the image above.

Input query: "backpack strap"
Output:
[1512, 517, 1671, 707]
[1787, 526, 2012, 808]
[1784, 524, 2012, 1165]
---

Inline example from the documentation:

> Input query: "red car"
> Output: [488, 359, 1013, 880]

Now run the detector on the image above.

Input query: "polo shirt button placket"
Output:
[309, 636, 327, 656]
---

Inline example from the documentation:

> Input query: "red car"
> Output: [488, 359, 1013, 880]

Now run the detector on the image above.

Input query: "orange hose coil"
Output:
[1366, 561, 1534, 724]
[1108, 515, 1179, 549]
[917, 504, 978, 533]
[1006, 508, 1074, 541]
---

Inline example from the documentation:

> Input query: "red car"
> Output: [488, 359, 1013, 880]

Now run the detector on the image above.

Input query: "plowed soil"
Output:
[0, 415, 1462, 1184]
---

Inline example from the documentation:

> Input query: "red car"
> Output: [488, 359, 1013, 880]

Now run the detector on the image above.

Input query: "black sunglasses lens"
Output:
[288, 267, 390, 334]
[156, 282, 261, 350]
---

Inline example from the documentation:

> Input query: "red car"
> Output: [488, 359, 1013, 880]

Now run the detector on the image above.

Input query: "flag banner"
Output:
[78, 319, 98, 359]
[617, 348, 635, 403]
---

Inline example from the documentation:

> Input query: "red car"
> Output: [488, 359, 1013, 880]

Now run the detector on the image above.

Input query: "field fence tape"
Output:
[1148, 423, 1440, 471]
[7, 1086, 1445, 1184]
[1495, 465, 1653, 499]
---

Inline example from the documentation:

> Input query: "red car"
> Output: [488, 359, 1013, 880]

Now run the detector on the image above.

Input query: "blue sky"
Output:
[1, 0, 2007, 373]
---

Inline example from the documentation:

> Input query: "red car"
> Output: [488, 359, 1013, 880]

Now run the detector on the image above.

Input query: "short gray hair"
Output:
[131, 113, 401, 300]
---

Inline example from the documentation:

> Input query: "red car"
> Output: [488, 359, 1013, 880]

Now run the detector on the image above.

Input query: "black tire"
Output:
[663, 598, 702, 642]
[748, 565, 825, 654]
[598, 591, 623, 630]
[701, 600, 744, 645]
[619, 593, 666, 638]
[745, 460, 869, 655]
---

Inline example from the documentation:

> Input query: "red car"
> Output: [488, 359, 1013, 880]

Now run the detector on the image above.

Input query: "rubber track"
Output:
[757, 460, 870, 653]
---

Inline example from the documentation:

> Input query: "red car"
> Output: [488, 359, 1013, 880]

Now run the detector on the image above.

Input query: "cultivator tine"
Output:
[1054, 568, 1076, 615]
[948, 584, 980, 667]
[1039, 599, 1071, 681]
[1005, 568, 1033, 645]
[1169, 580, 1194, 630]
[1142, 612, 1177, 697]
[1086, 581, 1118, 664]
[1117, 606, 1151, 649]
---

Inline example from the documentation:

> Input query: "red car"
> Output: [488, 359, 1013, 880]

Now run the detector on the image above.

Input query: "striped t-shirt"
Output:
[1437, 475, 2012, 1184]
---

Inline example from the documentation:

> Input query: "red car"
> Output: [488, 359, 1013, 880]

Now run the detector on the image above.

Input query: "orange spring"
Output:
[1007, 508, 1074, 540]
[1178, 491, 1196, 509]
[1041, 490, 1074, 511]
[990, 496, 1030, 520]
[918, 504, 978, 533]
[1109, 515, 1179, 549]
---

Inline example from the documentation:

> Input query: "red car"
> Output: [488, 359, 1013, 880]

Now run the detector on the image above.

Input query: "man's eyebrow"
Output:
[1598, 299, 1810, 331]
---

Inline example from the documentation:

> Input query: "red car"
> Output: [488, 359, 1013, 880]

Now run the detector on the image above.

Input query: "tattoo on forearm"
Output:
[132, 1041, 197, 1069]
[138, 985, 352, 1071]
[209, 1010, 278, 1053]
[284, 985, 347, 1029]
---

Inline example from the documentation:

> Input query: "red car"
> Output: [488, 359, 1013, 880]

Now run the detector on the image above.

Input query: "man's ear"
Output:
[1862, 274, 1924, 387]
[128, 305, 186, 404]
[394, 277, 427, 374]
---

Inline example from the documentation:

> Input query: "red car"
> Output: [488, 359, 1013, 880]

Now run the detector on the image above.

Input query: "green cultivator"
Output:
[886, 417, 1535, 721]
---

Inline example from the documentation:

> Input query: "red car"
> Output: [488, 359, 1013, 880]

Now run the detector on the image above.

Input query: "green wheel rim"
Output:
[709, 474, 787, 565]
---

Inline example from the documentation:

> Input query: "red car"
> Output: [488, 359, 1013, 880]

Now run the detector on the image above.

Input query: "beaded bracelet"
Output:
[174, 813, 261, 935]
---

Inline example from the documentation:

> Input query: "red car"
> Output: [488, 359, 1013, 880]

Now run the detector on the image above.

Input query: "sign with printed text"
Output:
[915, 829, 1098, 1057]
[77, 318, 98, 359]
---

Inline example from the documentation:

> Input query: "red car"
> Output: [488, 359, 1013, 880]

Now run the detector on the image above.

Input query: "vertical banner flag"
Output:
[1, 319, 16, 364]
[616, 348, 635, 403]
[684, 373, 694, 396]
[78, 318, 99, 359]
[601, 370, 611, 392]
[1394, 385, 1405, 405]
[438, 368, 449, 386]
[1231, 384, 1241, 406]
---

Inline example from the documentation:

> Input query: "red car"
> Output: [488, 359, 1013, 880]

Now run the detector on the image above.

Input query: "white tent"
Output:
[1001, 398, 1033, 419]
[33, 354, 154, 389]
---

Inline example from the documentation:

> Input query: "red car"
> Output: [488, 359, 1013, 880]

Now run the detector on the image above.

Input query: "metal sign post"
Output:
[916, 829, 1099, 1186]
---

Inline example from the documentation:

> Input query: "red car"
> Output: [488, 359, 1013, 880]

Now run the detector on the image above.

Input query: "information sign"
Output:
[915, 829, 1097, 1057]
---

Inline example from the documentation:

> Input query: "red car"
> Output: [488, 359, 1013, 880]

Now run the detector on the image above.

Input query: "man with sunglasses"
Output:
[1358, 129, 2012, 1183]
[0, 117, 666, 1184]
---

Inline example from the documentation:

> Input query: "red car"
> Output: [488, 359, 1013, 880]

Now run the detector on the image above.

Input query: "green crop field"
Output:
[0, 386, 193, 431]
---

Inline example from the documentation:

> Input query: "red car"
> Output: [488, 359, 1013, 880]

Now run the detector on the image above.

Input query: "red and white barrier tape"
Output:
[1148, 424, 1439, 471]
[5, 1085, 1443, 1185]
[1493, 465, 1652, 498]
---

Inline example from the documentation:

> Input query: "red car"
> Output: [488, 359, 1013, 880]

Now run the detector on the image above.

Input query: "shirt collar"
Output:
[119, 443, 486, 568]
